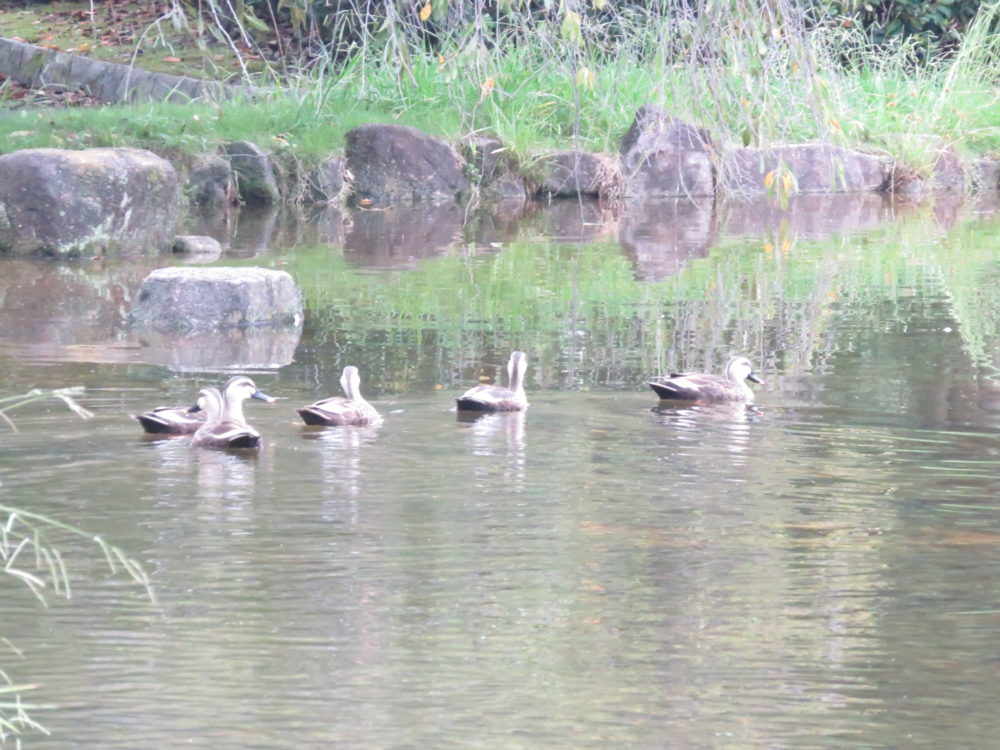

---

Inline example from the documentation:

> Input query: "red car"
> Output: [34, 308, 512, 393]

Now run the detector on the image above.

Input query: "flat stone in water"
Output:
[128, 266, 302, 333]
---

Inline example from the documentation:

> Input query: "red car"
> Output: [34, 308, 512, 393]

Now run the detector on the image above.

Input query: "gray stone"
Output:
[971, 158, 1000, 191]
[888, 166, 929, 201]
[129, 266, 302, 332]
[345, 123, 470, 206]
[0, 147, 179, 257]
[720, 144, 887, 197]
[307, 157, 345, 203]
[462, 134, 513, 187]
[0, 37, 240, 105]
[620, 105, 715, 199]
[187, 155, 234, 209]
[933, 146, 965, 193]
[538, 151, 615, 198]
[171, 235, 223, 260]
[482, 172, 530, 206]
[224, 140, 281, 206]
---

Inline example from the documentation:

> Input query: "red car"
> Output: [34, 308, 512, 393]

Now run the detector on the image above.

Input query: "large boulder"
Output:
[721, 144, 887, 197]
[128, 266, 302, 332]
[0, 147, 179, 257]
[345, 123, 470, 206]
[620, 106, 716, 199]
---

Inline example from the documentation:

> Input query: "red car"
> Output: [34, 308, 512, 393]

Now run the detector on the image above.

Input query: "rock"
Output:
[887, 164, 928, 201]
[307, 156, 345, 203]
[462, 134, 513, 187]
[171, 235, 223, 261]
[344, 123, 470, 206]
[482, 172, 530, 206]
[129, 266, 302, 332]
[720, 144, 887, 197]
[224, 140, 280, 206]
[187, 155, 234, 210]
[0, 147, 179, 257]
[932, 146, 965, 193]
[538, 151, 615, 198]
[620, 105, 715, 199]
[971, 158, 1000, 191]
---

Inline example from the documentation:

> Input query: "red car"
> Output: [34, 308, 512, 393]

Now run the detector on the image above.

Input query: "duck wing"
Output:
[456, 385, 526, 412]
[131, 406, 205, 434]
[647, 373, 732, 401]
[297, 396, 379, 426]
[193, 419, 262, 449]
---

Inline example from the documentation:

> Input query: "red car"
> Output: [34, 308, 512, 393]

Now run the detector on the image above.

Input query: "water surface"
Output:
[4, 194, 1000, 748]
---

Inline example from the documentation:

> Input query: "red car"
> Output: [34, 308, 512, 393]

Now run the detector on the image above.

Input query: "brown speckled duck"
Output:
[297, 366, 380, 426]
[191, 376, 274, 449]
[647, 356, 764, 403]
[456, 351, 529, 412]
[131, 400, 205, 435]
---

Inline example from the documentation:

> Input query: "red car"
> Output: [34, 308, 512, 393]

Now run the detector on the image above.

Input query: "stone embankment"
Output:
[0, 37, 996, 332]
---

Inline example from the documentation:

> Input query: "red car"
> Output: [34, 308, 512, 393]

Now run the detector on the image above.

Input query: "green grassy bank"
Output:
[1, 1, 999, 177]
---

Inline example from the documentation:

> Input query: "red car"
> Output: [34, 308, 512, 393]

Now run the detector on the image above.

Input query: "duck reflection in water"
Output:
[458, 409, 527, 489]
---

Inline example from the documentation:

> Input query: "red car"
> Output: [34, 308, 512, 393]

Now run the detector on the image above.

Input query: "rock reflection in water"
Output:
[724, 193, 891, 238]
[0, 257, 162, 346]
[619, 197, 716, 281]
[344, 204, 464, 270]
[457, 409, 527, 490]
[534, 199, 618, 243]
[229, 205, 280, 258]
[133, 324, 302, 372]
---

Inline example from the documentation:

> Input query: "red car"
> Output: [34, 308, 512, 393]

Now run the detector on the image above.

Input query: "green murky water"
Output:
[4, 193, 1000, 748]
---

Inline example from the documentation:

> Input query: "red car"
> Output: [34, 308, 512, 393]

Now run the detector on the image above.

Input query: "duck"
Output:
[130, 401, 205, 435]
[297, 366, 381, 426]
[192, 375, 275, 449]
[456, 351, 529, 412]
[647, 356, 764, 403]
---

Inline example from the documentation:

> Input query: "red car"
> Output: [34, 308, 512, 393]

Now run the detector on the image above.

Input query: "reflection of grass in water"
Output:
[274, 206, 1000, 388]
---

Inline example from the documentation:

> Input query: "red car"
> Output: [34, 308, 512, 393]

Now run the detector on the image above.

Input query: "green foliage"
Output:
[816, 0, 985, 48]
[2, 1, 999, 169]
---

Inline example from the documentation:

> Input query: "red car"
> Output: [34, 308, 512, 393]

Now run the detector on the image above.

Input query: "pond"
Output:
[4, 191, 1000, 748]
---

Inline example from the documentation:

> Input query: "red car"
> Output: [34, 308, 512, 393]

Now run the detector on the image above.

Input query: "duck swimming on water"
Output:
[297, 366, 380, 426]
[647, 356, 764, 403]
[456, 351, 529, 412]
[191, 376, 275, 449]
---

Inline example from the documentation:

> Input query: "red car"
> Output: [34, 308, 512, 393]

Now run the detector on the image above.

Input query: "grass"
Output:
[1, 2, 999, 173]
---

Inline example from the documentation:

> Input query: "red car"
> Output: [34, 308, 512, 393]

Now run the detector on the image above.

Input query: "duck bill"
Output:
[252, 390, 277, 403]
[748, 373, 765, 385]
[187, 402, 202, 413]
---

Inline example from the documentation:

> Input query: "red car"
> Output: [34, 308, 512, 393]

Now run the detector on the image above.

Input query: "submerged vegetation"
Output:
[1, 1, 999, 171]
